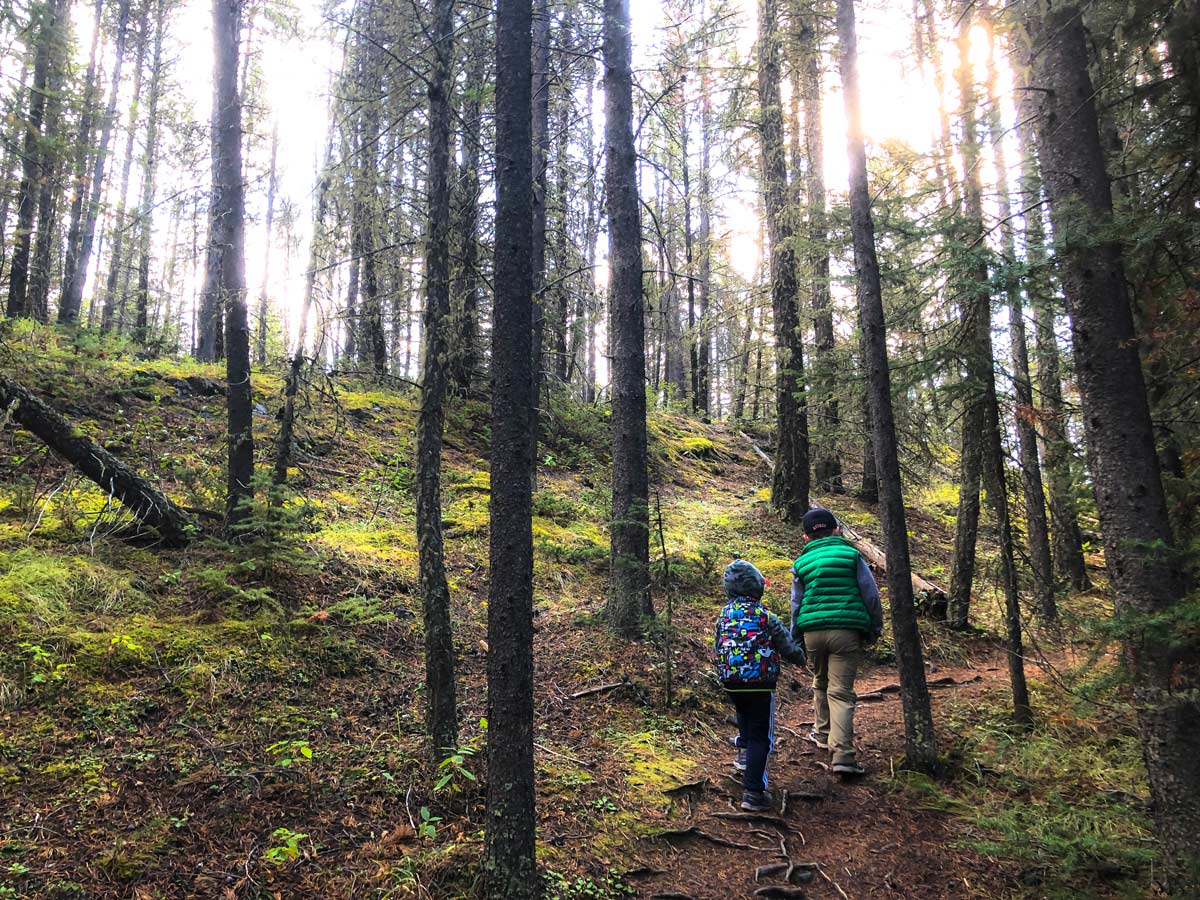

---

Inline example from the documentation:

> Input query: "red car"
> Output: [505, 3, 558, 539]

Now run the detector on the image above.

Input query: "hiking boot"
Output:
[740, 789, 774, 812]
[832, 760, 866, 777]
[733, 748, 748, 771]
[806, 729, 829, 750]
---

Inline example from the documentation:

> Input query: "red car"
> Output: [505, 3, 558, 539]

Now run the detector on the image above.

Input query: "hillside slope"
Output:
[0, 328, 1152, 899]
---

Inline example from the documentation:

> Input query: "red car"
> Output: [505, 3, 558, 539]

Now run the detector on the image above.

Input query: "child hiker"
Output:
[715, 560, 807, 812]
[791, 508, 884, 777]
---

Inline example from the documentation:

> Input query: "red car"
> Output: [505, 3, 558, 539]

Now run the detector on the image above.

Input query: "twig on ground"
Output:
[569, 680, 628, 699]
[648, 826, 769, 851]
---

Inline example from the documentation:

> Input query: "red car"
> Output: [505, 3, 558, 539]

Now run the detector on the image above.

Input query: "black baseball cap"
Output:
[802, 507, 838, 536]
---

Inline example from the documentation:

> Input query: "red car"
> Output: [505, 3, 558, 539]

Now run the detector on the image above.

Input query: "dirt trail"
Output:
[631, 661, 1011, 900]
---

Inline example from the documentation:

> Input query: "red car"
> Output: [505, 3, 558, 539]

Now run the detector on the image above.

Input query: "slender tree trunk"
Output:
[418, 0, 458, 760]
[946, 19, 989, 630]
[695, 19, 713, 417]
[485, 1, 537, 895]
[985, 44, 1055, 621]
[255, 124, 278, 365]
[134, 0, 166, 345]
[102, 6, 149, 335]
[60, 0, 131, 325]
[0, 57, 33, 286]
[551, 76, 572, 385]
[205, 0, 251, 534]
[1015, 81, 1091, 593]
[529, 0, 550, 490]
[1030, 8, 1199, 890]
[836, 0, 938, 773]
[603, 0, 653, 636]
[449, 19, 483, 393]
[581, 69, 598, 405]
[358, 23, 386, 377]
[6, 0, 66, 319]
[957, 10, 1030, 725]
[796, 15, 841, 493]
[759, 0, 810, 523]
[57, 0, 103, 313]
[27, 21, 69, 324]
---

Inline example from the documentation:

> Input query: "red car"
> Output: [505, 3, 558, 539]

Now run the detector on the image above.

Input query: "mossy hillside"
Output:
[0, 327, 1131, 897]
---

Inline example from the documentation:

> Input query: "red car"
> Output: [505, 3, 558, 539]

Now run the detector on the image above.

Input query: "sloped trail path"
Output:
[629, 660, 1013, 900]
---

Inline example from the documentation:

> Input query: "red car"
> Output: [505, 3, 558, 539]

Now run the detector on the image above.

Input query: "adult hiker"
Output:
[791, 508, 884, 776]
[715, 560, 807, 811]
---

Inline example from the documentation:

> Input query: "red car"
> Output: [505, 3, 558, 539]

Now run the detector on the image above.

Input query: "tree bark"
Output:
[956, 10, 1030, 726]
[6, 0, 67, 319]
[529, 0, 550, 490]
[985, 43, 1055, 621]
[60, 0, 131, 325]
[836, 0, 938, 773]
[603, 0, 653, 636]
[1029, 7, 1199, 890]
[485, 0, 537, 895]
[1014, 75, 1091, 593]
[0, 376, 197, 545]
[205, 0, 252, 534]
[102, 5, 149, 335]
[134, 0, 166, 345]
[758, 0, 810, 524]
[798, 13, 841, 492]
[255, 124, 278, 365]
[418, 0, 459, 761]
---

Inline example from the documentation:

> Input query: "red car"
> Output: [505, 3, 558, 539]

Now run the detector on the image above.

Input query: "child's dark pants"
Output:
[730, 691, 773, 792]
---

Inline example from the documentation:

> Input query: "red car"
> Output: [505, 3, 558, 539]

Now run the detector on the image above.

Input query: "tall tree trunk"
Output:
[0, 57, 33, 286]
[985, 41, 1055, 621]
[102, 5, 149, 335]
[1015, 76, 1091, 593]
[357, 21, 387, 377]
[946, 18, 989, 630]
[529, 0, 550, 490]
[449, 19, 483, 393]
[603, 0, 653, 636]
[799, 13, 841, 493]
[255, 124, 278, 365]
[551, 73, 572, 384]
[956, 10, 1030, 726]
[27, 14, 70, 324]
[418, 0, 458, 760]
[695, 17, 713, 417]
[580, 69, 598, 405]
[60, 0, 131, 325]
[134, 0, 166, 345]
[206, 0, 251, 534]
[680, 90, 699, 411]
[758, 0, 810, 524]
[485, 0, 537, 895]
[6, 0, 66, 319]
[836, 0, 938, 773]
[1030, 7, 1199, 890]
[58, 0, 106, 322]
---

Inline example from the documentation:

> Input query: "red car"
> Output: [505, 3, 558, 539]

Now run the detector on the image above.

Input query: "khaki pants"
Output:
[806, 629, 862, 765]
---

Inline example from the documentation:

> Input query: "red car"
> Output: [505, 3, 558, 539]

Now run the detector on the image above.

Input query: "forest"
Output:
[0, 0, 1197, 896]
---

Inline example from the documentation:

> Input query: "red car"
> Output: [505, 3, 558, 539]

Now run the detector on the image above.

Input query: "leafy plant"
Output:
[266, 740, 314, 767]
[262, 827, 308, 865]
[417, 806, 440, 841]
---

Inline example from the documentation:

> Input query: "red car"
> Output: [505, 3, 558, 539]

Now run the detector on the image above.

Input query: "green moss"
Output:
[0, 549, 152, 632]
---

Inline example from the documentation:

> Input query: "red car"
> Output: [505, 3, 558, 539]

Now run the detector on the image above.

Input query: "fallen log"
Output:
[736, 430, 948, 608]
[0, 375, 197, 546]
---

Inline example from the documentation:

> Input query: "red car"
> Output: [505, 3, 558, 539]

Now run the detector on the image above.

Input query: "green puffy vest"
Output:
[792, 536, 871, 634]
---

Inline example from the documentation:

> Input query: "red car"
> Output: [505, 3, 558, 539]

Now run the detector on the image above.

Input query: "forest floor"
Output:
[0, 325, 1159, 899]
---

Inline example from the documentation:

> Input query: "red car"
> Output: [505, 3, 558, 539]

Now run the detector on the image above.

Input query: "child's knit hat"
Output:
[723, 559, 765, 599]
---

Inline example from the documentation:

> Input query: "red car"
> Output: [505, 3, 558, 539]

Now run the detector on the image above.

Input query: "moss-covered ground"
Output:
[0, 324, 1150, 898]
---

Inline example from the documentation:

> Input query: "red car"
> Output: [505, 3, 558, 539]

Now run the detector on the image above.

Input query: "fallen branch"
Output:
[569, 679, 628, 700]
[0, 375, 197, 546]
[754, 888, 808, 899]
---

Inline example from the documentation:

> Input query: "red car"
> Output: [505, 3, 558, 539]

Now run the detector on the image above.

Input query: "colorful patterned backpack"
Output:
[714, 598, 779, 689]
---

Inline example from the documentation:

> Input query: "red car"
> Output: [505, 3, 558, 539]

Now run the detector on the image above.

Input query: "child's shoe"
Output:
[733, 748, 748, 771]
[806, 729, 829, 750]
[832, 760, 866, 776]
[740, 789, 774, 812]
